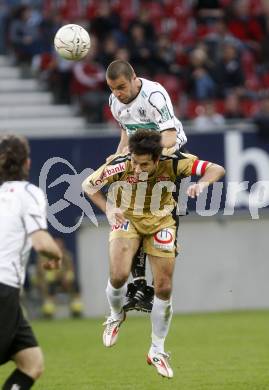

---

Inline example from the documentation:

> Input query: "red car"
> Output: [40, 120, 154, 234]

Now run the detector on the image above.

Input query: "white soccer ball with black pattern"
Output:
[54, 24, 91, 60]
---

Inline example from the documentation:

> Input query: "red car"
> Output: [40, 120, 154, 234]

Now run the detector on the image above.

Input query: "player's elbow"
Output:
[161, 130, 177, 148]
[82, 178, 91, 195]
[216, 164, 225, 179]
[81, 179, 88, 194]
[209, 164, 225, 181]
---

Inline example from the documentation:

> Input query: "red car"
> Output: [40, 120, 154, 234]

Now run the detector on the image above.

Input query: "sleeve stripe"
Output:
[201, 161, 209, 175]
[191, 160, 199, 175]
[192, 160, 209, 175]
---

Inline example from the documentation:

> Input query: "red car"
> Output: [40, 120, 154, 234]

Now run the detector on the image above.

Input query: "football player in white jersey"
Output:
[0, 135, 62, 390]
[106, 60, 187, 313]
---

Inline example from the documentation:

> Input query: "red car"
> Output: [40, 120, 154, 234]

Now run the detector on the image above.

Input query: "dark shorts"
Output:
[0, 283, 38, 365]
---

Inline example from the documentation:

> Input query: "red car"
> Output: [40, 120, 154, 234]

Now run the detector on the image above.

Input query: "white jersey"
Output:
[0, 181, 47, 288]
[109, 77, 187, 148]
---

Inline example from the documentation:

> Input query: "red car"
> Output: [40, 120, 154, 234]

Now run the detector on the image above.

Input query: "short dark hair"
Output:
[0, 135, 30, 184]
[128, 130, 162, 162]
[106, 60, 134, 81]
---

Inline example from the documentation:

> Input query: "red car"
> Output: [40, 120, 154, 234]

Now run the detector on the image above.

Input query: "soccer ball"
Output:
[54, 24, 91, 61]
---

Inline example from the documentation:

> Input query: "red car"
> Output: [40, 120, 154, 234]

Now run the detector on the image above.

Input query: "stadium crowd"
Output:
[1, 0, 269, 133]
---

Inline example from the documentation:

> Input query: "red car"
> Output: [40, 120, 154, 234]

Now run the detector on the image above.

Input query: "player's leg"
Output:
[103, 236, 140, 347]
[146, 254, 175, 378]
[129, 174, 184, 314]
[143, 227, 176, 377]
[1, 292, 43, 390]
[123, 244, 149, 312]
[2, 347, 44, 390]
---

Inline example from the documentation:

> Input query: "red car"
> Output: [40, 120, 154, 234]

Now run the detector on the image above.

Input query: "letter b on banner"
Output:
[225, 132, 269, 209]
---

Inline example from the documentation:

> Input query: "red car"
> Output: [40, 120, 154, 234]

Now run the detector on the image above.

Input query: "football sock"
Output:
[106, 279, 127, 319]
[2, 369, 34, 390]
[150, 295, 173, 354]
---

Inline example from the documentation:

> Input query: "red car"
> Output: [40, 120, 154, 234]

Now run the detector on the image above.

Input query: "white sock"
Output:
[150, 295, 173, 354]
[106, 279, 127, 319]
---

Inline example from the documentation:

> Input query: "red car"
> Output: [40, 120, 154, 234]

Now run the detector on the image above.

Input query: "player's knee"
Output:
[110, 273, 129, 288]
[154, 279, 172, 300]
[17, 353, 44, 380]
[18, 359, 45, 380]
[117, 243, 131, 257]
[32, 359, 45, 380]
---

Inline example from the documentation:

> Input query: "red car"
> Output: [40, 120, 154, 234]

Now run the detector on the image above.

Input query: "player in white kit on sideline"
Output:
[0, 135, 62, 390]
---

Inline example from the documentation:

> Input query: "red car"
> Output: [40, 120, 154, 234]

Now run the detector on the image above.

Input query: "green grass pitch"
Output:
[1, 311, 269, 389]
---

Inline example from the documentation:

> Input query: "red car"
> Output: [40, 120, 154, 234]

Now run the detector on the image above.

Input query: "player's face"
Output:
[107, 75, 137, 104]
[131, 154, 158, 178]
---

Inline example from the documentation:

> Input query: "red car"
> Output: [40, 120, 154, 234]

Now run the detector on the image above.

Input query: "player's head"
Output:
[0, 134, 30, 184]
[106, 60, 140, 104]
[129, 130, 162, 176]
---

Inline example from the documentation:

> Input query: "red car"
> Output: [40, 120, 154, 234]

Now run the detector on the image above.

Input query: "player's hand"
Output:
[106, 147, 129, 162]
[42, 258, 62, 270]
[106, 206, 127, 226]
[162, 145, 177, 156]
[106, 154, 116, 162]
[187, 182, 208, 198]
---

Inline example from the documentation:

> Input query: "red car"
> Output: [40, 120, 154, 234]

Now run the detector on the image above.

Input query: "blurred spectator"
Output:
[9, 5, 42, 64]
[195, 0, 224, 25]
[186, 46, 216, 100]
[193, 100, 225, 131]
[259, 2, 269, 81]
[71, 37, 108, 122]
[50, 56, 74, 104]
[214, 40, 245, 98]
[36, 238, 83, 318]
[204, 18, 243, 63]
[115, 46, 130, 62]
[128, 7, 156, 42]
[253, 97, 269, 140]
[128, 22, 155, 76]
[224, 93, 245, 119]
[154, 33, 180, 75]
[2, 0, 269, 124]
[97, 34, 119, 68]
[0, 1, 9, 54]
[38, 8, 62, 54]
[227, 0, 264, 53]
[88, 0, 122, 42]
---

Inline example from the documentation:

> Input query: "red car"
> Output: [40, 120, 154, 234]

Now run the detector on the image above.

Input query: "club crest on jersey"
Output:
[153, 228, 174, 251]
[138, 106, 146, 118]
[156, 176, 170, 182]
[126, 175, 139, 184]
[112, 220, 130, 231]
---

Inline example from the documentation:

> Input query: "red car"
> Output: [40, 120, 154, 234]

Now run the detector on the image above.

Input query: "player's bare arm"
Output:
[31, 230, 62, 269]
[161, 128, 177, 148]
[116, 128, 129, 154]
[187, 163, 225, 198]
[106, 128, 129, 162]
[83, 185, 126, 226]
